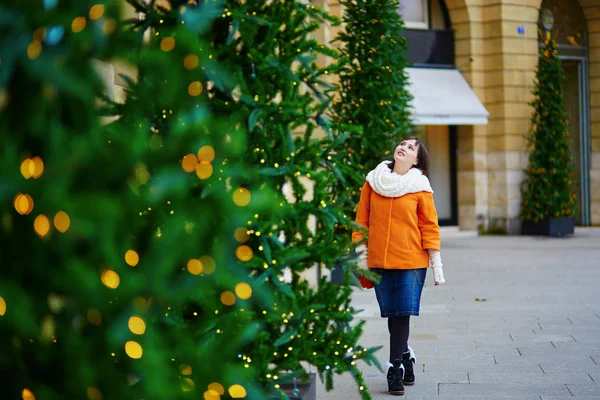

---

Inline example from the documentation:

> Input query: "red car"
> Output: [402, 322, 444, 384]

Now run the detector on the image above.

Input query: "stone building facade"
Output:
[100, 0, 599, 232]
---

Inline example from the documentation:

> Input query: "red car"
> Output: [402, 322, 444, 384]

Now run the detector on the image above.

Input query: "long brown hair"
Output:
[387, 136, 430, 176]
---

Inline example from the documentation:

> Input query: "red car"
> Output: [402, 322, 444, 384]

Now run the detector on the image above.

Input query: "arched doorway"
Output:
[538, 0, 591, 225]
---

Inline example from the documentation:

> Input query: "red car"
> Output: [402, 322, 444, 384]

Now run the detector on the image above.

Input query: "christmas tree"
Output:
[520, 32, 576, 225]
[1, 0, 379, 399]
[332, 0, 413, 206]
[1, 0, 272, 398]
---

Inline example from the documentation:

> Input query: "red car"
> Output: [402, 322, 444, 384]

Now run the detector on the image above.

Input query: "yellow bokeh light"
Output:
[208, 382, 225, 395]
[20, 159, 35, 179]
[204, 389, 220, 400]
[199, 256, 216, 274]
[24, 194, 34, 214]
[187, 259, 203, 275]
[233, 188, 251, 207]
[132, 297, 148, 314]
[220, 291, 236, 306]
[180, 364, 192, 375]
[48, 293, 66, 313]
[0, 296, 6, 316]
[54, 211, 70, 233]
[40, 314, 55, 342]
[101, 269, 120, 289]
[228, 384, 247, 398]
[27, 41, 41, 60]
[72, 17, 87, 33]
[87, 387, 102, 400]
[87, 309, 102, 326]
[182, 154, 199, 173]
[181, 378, 195, 392]
[22, 388, 35, 400]
[125, 250, 139, 267]
[197, 145, 215, 163]
[195, 162, 213, 180]
[32, 156, 44, 178]
[188, 81, 203, 96]
[14, 193, 34, 215]
[34, 214, 50, 237]
[235, 282, 252, 300]
[234, 228, 249, 243]
[128, 316, 146, 335]
[160, 37, 175, 52]
[89, 4, 105, 20]
[33, 28, 46, 42]
[125, 341, 143, 359]
[235, 245, 253, 262]
[184, 54, 199, 70]
[102, 19, 117, 35]
[0, 90, 8, 112]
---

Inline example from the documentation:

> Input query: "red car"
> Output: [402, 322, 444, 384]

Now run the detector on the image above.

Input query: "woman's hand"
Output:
[427, 249, 445, 285]
[432, 265, 445, 285]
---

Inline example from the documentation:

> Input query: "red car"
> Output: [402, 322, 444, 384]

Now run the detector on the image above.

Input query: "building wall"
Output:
[99, 0, 600, 229]
[584, 1, 600, 225]
[433, 0, 600, 230]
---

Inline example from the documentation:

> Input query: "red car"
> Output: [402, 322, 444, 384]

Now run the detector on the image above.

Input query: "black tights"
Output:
[388, 316, 410, 363]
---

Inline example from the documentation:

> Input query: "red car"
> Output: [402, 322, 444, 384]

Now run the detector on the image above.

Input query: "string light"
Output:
[125, 341, 143, 359]
[53, 211, 70, 233]
[233, 188, 251, 206]
[125, 250, 139, 266]
[72, 17, 86, 32]
[34, 214, 50, 237]
[87, 388, 102, 400]
[89, 4, 104, 20]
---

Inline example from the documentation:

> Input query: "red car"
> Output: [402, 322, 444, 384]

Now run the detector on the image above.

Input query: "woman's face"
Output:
[393, 139, 419, 166]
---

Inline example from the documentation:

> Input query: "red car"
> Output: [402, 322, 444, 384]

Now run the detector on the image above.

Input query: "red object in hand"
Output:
[359, 276, 374, 289]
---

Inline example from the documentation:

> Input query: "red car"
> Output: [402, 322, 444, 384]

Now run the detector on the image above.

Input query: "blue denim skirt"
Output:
[372, 268, 427, 317]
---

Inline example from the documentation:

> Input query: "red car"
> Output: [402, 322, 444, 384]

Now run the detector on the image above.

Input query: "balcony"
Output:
[403, 29, 455, 68]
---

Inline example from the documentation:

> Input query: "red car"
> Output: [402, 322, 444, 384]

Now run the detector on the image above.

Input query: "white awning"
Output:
[405, 67, 489, 125]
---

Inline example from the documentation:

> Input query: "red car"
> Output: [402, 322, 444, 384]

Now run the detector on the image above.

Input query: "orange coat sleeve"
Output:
[352, 182, 372, 243]
[418, 192, 441, 250]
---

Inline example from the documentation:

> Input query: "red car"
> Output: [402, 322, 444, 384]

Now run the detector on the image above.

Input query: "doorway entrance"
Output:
[538, 0, 591, 225]
[562, 59, 591, 225]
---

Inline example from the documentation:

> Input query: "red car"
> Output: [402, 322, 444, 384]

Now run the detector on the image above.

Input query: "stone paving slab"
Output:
[317, 230, 600, 399]
[541, 397, 600, 400]
[466, 372, 594, 385]
[406, 397, 540, 400]
[438, 383, 572, 397]
[564, 384, 600, 396]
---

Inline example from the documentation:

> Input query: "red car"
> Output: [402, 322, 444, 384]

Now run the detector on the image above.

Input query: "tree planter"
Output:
[521, 216, 575, 237]
[270, 373, 316, 400]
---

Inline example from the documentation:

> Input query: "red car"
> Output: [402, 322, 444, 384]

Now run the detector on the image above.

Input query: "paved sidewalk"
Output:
[317, 228, 600, 399]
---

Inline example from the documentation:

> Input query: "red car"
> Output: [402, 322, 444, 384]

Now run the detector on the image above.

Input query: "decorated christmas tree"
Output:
[332, 0, 413, 206]
[128, 0, 379, 397]
[0, 0, 270, 398]
[1, 0, 379, 399]
[520, 32, 576, 232]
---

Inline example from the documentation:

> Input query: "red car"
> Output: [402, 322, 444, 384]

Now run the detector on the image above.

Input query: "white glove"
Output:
[427, 249, 445, 285]
[356, 244, 368, 268]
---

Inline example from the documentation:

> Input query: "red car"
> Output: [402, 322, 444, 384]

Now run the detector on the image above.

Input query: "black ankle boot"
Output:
[386, 360, 405, 396]
[402, 351, 415, 386]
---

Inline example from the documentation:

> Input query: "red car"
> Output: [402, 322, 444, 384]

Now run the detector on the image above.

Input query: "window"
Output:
[398, 0, 429, 29]
[538, 0, 586, 47]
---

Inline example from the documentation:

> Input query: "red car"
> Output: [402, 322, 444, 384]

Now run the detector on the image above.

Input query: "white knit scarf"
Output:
[366, 161, 433, 198]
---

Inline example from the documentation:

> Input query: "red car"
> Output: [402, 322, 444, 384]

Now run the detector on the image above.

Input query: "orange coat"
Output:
[352, 182, 440, 270]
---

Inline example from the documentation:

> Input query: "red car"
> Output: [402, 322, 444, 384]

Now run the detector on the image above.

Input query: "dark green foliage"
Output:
[0, 0, 379, 399]
[520, 33, 576, 223]
[332, 0, 413, 205]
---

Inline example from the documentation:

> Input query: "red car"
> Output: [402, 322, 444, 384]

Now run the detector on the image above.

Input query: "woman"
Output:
[353, 137, 445, 396]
